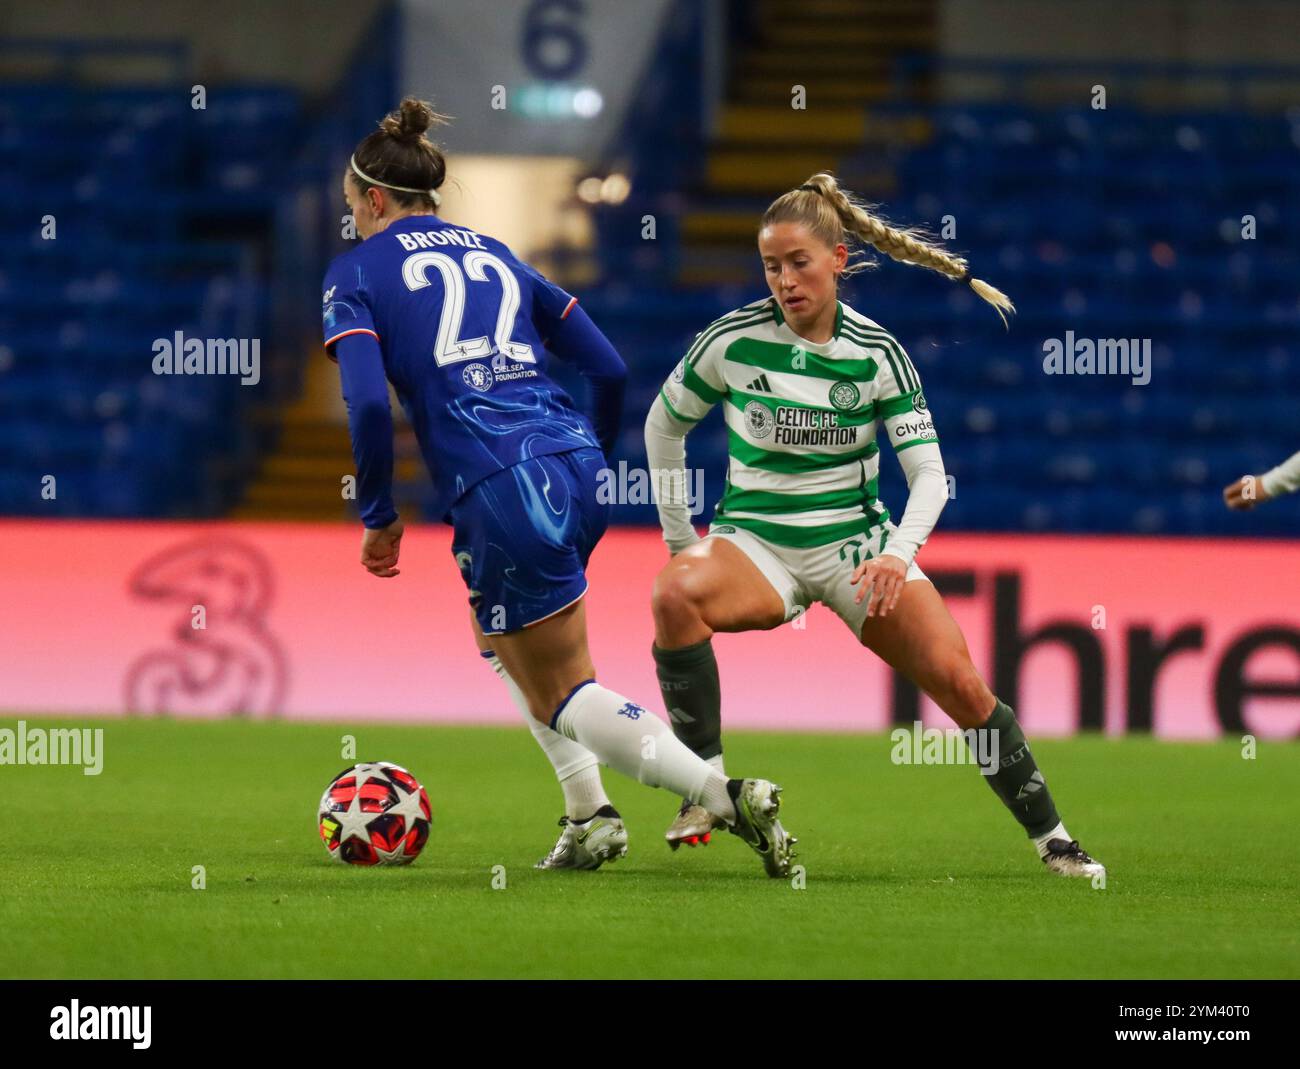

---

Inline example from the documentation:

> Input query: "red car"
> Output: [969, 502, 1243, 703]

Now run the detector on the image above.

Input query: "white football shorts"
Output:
[704, 520, 928, 637]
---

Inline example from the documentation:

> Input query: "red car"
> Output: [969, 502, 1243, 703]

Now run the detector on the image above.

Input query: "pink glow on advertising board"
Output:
[1, 521, 1297, 739]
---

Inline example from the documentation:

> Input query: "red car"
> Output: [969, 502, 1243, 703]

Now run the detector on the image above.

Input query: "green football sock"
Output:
[969, 700, 1061, 838]
[652, 638, 723, 761]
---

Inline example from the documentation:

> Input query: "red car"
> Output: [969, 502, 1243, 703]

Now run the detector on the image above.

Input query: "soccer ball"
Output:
[318, 761, 432, 865]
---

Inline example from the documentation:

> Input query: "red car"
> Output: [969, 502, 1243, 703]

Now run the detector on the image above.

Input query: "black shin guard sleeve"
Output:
[971, 700, 1062, 838]
[652, 639, 723, 761]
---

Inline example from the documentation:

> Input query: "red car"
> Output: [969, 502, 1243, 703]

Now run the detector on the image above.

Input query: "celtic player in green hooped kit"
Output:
[640, 172, 1105, 879]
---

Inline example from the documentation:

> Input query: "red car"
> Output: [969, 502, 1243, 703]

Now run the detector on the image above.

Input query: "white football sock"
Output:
[1033, 821, 1071, 859]
[553, 682, 735, 822]
[698, 770, 736, 821]
[561, 766, 612, 821]
[676, 755, 725, 806]
[681, 749, 733, 806]
[484, 652, 610, 818]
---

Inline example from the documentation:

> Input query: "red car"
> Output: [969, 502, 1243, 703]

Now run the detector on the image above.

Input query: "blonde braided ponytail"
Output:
[761, 172, 1015, 326]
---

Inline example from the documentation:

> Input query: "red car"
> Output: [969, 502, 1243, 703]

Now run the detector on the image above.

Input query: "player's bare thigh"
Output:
[469, 608, 492, 653]
[858, 579, 996, 729]
[489, 598, 597, 725]
[652, 535, 787, 647]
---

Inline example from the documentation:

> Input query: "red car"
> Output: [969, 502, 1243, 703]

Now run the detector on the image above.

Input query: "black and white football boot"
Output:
[1041, 838, 1106, 879]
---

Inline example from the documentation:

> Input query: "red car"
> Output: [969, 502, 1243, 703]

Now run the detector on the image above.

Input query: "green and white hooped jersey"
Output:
[659, 296, 937, 548]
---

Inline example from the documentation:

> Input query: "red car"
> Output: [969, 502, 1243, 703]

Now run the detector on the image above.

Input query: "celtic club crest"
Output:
[829, 380, 860, 411]
[744, 399, 773, 438]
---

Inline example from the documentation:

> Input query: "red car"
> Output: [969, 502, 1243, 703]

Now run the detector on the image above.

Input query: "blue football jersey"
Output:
[321, 215, 601, 519]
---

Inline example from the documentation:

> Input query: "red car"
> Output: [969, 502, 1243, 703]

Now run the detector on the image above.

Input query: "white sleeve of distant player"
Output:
[1261, 449, 1300, 497]
[880, 440, 948, 567]
[645, 393, 703, 554]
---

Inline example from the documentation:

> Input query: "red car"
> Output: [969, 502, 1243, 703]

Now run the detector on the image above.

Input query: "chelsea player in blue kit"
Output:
[322, 99, 795, 877]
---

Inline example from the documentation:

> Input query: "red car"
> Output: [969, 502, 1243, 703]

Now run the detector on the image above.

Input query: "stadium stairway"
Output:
[230, 351, 424, 522]
[678, 0, 938, 286]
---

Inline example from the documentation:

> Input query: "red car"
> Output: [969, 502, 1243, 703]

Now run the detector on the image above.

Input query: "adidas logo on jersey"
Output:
[746, 373, 773, 392]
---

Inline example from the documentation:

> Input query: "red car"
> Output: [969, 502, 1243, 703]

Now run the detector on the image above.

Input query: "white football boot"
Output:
[535, 805, 629, 870]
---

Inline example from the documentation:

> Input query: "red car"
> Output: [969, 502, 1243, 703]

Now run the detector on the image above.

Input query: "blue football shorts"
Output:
[448, 447, 611, 636]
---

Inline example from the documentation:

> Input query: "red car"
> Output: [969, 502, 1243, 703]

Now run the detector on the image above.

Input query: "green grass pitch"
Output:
[2, 717, 1297, 979]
